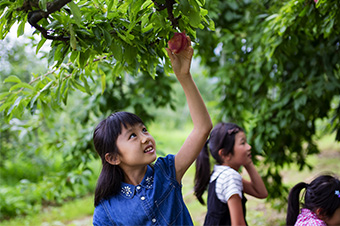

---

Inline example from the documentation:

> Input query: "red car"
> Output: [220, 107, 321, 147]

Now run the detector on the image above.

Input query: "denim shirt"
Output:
[93, 155, 193, 226]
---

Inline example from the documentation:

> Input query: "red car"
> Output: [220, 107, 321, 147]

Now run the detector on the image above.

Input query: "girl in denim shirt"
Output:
[92, 35, 212, 226]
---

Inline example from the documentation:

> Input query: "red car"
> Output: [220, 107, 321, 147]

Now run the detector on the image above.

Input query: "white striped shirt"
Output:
[210, 165, 243, 203]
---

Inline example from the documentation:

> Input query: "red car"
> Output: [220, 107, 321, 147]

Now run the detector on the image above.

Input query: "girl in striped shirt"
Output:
[194, 122, 268, 225]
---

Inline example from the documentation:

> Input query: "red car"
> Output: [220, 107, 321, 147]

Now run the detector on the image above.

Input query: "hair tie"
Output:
[227, 128, 240, 135]
[335, 190, 340, 198]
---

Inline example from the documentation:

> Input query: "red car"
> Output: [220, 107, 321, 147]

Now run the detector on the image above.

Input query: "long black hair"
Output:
[93, 111, 144, 206]
[194, 122, 243, 204]
[286, 174, 340, 225]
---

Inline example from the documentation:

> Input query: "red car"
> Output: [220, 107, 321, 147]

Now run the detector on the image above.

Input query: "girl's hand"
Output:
[166, 36, 193, 80]
[243, 158, 254, 169]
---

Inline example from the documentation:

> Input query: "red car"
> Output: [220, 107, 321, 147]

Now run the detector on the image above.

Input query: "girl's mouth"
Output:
[144, 146, 154, 153]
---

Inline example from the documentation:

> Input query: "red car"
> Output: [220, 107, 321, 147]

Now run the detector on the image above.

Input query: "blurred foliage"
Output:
[0, 0, 340, 220]
[195, 0, 340, 204]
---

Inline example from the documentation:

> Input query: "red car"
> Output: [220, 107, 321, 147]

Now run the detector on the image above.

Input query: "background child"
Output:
[286, 174, 340, 226]
[92, 36, 212, 225]
[194, 122, 268, 226]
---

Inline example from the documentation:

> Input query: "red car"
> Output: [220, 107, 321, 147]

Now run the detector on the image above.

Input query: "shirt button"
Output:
[136, 186, 141, 190]
[152, 218, 156, 223]
[141, 196, 145, 200]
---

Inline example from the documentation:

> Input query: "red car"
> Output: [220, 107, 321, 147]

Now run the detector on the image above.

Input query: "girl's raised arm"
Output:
[166, 36, 212, 183]
[242, 162, 268, 199]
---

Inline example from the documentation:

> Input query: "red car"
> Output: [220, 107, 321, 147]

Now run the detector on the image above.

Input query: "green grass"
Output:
[0, 196, 94, 226]
[2, 128, 339, 226]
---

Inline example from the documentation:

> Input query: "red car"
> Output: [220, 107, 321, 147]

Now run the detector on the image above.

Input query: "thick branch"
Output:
[152, 0, 179, 29]
[27, 0, 72, 41]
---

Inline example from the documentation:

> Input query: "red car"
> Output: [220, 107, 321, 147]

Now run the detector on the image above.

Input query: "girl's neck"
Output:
[222, 162, 240, 172]
[122, 165, 148, 185]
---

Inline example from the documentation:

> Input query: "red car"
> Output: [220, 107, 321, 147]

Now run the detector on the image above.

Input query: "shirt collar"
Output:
[119, 164, 154, 199]
[299, 208, 327, 226]
[211, 165, 233, 181]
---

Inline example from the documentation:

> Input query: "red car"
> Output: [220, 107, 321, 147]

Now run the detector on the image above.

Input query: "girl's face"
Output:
[228, 131, 252, 170]
[325, 207, 340, 226]
[116, 123, 157, 170]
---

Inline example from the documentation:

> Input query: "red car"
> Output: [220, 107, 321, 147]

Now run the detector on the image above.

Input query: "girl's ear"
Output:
[315, 208, 326, 221]
[218, 149, 232, 162]
[105, 153, 121, 165]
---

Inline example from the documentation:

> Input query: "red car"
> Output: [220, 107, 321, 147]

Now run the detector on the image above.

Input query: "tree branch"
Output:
[27, 0, 72, 41]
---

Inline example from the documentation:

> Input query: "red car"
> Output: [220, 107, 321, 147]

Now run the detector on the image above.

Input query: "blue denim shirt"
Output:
[93, 155, 193, 226]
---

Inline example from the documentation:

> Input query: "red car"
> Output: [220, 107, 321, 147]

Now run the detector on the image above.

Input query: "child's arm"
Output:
[227, 195, 247, 226]
[166, 36, 212, 183]
[242, 162, 268, 199]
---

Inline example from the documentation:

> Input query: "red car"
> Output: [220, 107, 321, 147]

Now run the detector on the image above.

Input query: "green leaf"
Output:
[110, 42, 123, 61]
[125, 45, 137, 64]
[0, 102, 12, 112]
[4, 75, 21, 83]
[29, 96, 38, 112]
[99, 69, 106, 94]
[107, 0, 114, 11]
[82, 77, 92, 95]
[36, 37, 47, 54]
[17, 20, 25, 37]
[103, 29, 112, 46]
[71, 79, 86, 93]
[78, 49, 90, 68]
[69, 1, 82, 26]
[188, 0, 200, 11]
[298, 6, 308, 17]
[9, 82, 34, 91]
[197, 0, 205, 6]
[188, 10, 201, 27]
[41, 100, 51, 116]
[29, 81, 53, 109]
[40, 81, 54, 93]
[0, 92, 10, 99]
[7, 96, 23, 115]
[39, 0, 47, 12]
[70, 24, 77, 50]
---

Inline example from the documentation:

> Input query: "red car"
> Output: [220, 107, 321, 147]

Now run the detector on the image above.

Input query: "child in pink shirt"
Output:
[286, 174, 340, 226]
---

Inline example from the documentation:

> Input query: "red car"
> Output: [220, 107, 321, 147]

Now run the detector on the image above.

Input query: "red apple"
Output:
[168, 32, 188, 54]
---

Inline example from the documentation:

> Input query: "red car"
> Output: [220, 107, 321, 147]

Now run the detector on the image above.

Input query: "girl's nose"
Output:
[141, 134, 149, 143]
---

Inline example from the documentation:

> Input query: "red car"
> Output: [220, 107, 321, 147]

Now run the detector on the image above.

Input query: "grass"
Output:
[1, 126, 339, 226]
[0, 196, 94, 226]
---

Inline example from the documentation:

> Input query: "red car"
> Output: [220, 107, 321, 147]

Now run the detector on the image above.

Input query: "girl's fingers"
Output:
[166, 48, 175, 61]
[186, 36, 191, 47]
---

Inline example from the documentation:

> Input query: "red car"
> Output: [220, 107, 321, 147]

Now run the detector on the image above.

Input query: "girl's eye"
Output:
[142, 127, 147, 133]
[129, 133, 136, 139]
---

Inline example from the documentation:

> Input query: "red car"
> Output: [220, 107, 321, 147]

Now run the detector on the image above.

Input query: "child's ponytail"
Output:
[286, 174, 340, 226]
[286, 182, 308, 225]
[194, 140, 211, 204]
